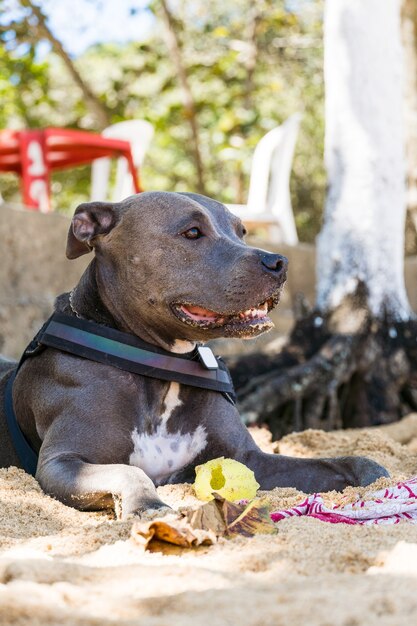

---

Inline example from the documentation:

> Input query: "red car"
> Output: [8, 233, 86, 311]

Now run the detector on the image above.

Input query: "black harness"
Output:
[4, 312, 236, 477]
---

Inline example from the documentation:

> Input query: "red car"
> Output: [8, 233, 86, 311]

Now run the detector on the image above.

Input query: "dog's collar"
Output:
[4, 312, 236, 477]
[69, 288, 83, 319]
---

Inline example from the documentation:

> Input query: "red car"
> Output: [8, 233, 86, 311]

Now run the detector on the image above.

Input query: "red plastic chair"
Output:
[0, 128, 141, 212]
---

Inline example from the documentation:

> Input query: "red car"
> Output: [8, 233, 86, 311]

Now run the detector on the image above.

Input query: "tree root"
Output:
[228, 299, 417, 439]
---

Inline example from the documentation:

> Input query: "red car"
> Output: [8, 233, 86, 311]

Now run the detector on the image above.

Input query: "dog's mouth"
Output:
[171, 291, 280, 334]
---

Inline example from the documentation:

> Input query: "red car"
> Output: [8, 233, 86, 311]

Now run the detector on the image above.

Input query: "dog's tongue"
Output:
[183, 305, 219, 320]
[181, 303, 269, 324]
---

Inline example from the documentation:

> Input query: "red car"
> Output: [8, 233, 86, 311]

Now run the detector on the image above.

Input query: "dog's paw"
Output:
[314, 456, 390, 493]
[347, 456, 390, 487]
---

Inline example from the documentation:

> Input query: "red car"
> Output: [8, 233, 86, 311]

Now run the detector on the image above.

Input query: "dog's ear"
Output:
[66, 202, 120, 259]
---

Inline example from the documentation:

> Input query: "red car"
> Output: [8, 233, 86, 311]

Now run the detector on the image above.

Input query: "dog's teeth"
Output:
[233, 304, 269, 322]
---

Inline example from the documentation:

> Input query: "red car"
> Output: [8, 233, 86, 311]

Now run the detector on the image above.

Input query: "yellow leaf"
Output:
[194, 457, 260, 502]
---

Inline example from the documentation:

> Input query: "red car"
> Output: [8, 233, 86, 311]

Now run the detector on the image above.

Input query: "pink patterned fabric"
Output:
[270, 477, 417, 526]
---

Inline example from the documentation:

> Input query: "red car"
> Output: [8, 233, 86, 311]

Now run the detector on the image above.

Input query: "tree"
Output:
[231, 0, 417, 437]
[157, 0, 206, 195]
[317, 0, 409, 321]
[1, 0, 111, 129]
[402, 0, 417, 240]
[0, 0, 326, 239]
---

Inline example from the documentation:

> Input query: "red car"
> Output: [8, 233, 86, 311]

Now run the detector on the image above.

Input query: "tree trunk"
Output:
[402, 0, 417, 230]
[158, 0, 206, 195]
[21, 0, 110, 130]
[230, 0, 417, 437]
[318, 0, 410, 321]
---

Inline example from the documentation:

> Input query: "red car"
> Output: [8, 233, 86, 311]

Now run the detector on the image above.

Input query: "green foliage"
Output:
[0, 0, 325, 241]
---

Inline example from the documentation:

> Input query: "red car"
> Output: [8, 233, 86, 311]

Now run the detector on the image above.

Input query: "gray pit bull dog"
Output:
[0, 192, 388, 518]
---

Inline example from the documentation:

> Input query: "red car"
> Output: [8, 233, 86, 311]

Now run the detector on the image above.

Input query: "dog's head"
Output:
[66, 192, 287, 346]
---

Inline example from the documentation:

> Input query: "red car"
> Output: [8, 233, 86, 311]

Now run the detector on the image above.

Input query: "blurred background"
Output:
[2, 0, 416, 246]
[1, 0, 417, 359]
[1, 0, 327, 243]
[1, 0, 417, 430]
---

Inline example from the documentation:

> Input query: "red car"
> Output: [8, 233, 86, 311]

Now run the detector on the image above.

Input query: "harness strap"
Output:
[4, 312, 237, 476]
[4, 371, 38, 477]
[40, 313, 236, 396]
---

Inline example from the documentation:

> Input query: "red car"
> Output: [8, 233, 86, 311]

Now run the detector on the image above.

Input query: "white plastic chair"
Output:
[91, 120, 154, 201]
[226, 113, 301, 245]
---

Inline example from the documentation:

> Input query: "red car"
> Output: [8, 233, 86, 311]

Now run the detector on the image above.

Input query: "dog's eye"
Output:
[183, 227, 203, 240]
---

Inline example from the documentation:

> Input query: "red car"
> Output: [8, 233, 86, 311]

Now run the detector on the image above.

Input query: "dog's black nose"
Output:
[261, 253, 288, 276]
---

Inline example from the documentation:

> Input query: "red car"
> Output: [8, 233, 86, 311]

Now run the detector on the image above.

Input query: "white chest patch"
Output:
[170, 339, 196, 354]
[129, 382, 207, 485]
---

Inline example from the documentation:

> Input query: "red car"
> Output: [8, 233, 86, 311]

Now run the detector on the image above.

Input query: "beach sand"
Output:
[1, 417, 417, 625]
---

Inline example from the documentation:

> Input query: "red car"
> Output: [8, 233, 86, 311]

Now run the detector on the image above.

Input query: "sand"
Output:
[1, 418, 417, 625]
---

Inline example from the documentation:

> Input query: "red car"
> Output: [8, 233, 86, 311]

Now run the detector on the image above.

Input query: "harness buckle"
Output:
[197, 346, 219, 370]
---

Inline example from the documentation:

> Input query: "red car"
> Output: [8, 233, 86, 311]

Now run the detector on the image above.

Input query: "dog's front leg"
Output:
[36, 456, 170, 520]
[240, 449, 389, 493]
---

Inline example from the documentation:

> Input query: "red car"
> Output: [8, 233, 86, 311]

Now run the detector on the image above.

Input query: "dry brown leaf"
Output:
[131, 495, 276, 551]
[185, 497, 227, 535]
[225, 498, 277, 537]
[187, 494, 276, 537]
[131, 514, 217, 549]
[131, 513, 217, 550]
